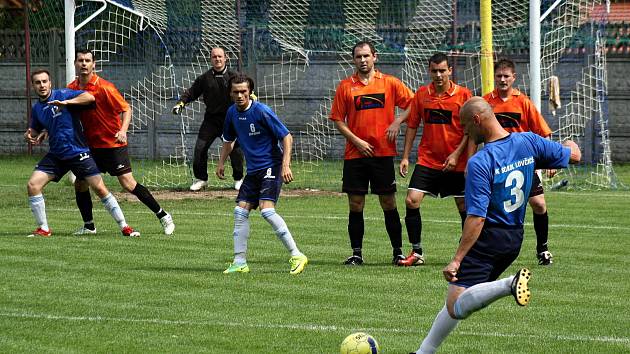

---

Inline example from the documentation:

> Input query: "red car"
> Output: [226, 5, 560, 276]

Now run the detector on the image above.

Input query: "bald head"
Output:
[460, 97, 492, 126]
[460, 97, 505, 144]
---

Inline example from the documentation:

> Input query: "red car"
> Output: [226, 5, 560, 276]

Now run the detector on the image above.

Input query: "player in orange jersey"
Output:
[330, 40, 414, 266]
[398, 53, 473, 266]
[67, 49, 174, 236]
[483, 58, 555, 265]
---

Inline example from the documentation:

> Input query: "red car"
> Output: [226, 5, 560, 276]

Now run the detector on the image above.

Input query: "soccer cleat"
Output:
[511, 268, 532, 306]
[399, 251, 425, 266]
[392, 254, 406, 266]
[223, 263, 250, 274]
[73, 226, 97, 235]
[234, 178, 244, 191]
[537, 251, 553, 266]
[27, 228, 52, 238]
[121, 226, 140, 237]
[189, 179, 207, 191]
[160, 213, 175, 235]
[343, 255, 364, 266]
[289, 254, 308, 275]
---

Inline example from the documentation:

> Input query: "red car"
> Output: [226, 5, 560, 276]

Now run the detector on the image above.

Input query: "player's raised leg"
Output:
[117, 172, 174, 235]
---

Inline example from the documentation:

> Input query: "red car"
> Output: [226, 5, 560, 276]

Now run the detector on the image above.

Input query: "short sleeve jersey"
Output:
[329, 71, 414, 160]
[30, 89, 90, 159]
[222, 101, 290, 173]
[408, 81, 472, 172]
[67, 74, 130, 148]
[465, 132, 570, 226]
[483, 89, 552, 137]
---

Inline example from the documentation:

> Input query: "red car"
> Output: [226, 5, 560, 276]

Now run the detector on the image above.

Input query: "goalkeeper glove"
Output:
[250, 92, 257, 101]
[172, 101, 185, 115]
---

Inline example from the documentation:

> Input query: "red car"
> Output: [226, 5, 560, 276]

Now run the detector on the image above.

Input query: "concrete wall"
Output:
[2, 56, 629, 162]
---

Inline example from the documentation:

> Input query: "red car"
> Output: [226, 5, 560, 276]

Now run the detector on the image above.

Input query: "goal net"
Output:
[28, 0, 622, 190]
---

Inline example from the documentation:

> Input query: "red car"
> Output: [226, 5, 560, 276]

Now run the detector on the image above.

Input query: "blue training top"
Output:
[222, 101, 290, 173]
[465, 132, 571, 226]
[30, 89, 90, 160]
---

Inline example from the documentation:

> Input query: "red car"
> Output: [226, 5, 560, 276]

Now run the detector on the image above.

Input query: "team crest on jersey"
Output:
[354, 93, 385, 111]
[496, 112, 521, 128]
[425, 108, 452, 124]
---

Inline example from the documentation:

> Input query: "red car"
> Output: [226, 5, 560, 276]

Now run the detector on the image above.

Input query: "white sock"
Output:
[233, 206, 250, 264]
[29, 194, 49, 231]
[261, 208, 301, 257]
[453, 277, 513, 319]
[100, 193, 127, 228]
[417, 305, 459, 354]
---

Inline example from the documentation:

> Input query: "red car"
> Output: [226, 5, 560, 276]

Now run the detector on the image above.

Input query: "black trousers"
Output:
[193, 116, 244, 181]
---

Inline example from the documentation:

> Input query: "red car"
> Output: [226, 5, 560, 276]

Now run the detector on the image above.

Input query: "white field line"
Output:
[32, 208, 630, 231]
[0, 311, 628, 346]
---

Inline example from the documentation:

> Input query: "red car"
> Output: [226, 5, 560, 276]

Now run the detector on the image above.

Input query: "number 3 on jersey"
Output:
[503, 170, 525, 213]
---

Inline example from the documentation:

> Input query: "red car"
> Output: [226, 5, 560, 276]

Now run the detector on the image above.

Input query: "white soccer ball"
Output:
[340, 332, 380, 354]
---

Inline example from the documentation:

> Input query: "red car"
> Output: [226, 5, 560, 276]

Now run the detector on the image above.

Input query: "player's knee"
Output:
[26, 180, 42, 195]
[446, 303, 459, 319]
[529, 200, 546, 214]
[405, 195, 420, 209]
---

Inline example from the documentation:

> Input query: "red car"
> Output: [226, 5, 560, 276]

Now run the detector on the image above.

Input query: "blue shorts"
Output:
[35, 152, 101, 182]
[236, 165, 283, 208]
[451, 224, 524, 288]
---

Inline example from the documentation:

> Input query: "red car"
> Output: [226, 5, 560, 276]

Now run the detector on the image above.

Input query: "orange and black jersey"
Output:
[408, 81, 472, 172]
[483, 88, 552, 137]
[330, 70, 413, 160]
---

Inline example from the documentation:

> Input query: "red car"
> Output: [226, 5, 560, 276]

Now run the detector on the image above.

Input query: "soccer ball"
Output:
[340, 332, 380, 354]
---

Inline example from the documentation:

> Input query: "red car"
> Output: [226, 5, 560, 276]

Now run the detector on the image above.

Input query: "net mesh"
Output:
[25, 0, 621, 190]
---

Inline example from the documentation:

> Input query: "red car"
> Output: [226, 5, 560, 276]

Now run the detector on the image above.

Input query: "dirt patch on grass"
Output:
[114, 188, 343, 201]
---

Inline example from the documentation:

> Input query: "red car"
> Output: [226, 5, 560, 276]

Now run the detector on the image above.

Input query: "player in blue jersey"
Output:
[412, 97, 581, 354]
[216, 74, 308, 275]
[25, 69, 140, 238]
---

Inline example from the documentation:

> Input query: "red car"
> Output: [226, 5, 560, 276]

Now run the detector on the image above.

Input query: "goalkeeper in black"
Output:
[172, 47, 245, 191]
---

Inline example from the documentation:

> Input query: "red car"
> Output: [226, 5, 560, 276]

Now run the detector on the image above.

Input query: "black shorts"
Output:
[90, 146, 133, 176]
[342, 157, 396, 195]
[236, 165, 283, 209]
[529, 170, 544, 197]
[452, 224, 524, 288]
[408, 164, 465, 198]
[35, 152, 101, 182]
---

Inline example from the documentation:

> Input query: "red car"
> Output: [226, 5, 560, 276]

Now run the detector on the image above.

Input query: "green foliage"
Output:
[1, 156, 630, 353]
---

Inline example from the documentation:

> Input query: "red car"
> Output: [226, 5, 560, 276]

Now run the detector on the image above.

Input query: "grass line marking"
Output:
[0, 311, 628, 346]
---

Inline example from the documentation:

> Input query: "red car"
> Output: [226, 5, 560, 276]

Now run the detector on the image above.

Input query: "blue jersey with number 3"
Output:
[222, 101, 290, 173]
[465, 132, 570, 226]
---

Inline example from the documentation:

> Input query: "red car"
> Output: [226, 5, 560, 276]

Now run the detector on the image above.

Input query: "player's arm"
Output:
[173, 75, 204, 114]
[563, 139, 581, 164]
[443, 215, 485, 282]
[443, 134, 469, 172]
[216, 139, 235, 180]
[281, 133, 293, 183]
[386, 107, 410, 143]
[48, 92, 95, 108]
[399, 124, 417, 177]
[115, 109, 132, 144]
[333, 120, 374, 157]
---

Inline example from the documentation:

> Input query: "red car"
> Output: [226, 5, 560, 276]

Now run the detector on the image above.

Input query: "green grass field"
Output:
[1, 156, 629, 353]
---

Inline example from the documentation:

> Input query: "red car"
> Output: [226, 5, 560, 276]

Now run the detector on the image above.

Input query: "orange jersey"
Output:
[483, 89, 552, 137]
[408, 81, 472, 171]
[67, 74, 130, 148]
[330, 71, 414, 160]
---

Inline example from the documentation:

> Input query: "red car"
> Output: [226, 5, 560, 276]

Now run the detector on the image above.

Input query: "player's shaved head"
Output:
[460, 97, 491, 124]
[461, 97, 507, 144]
